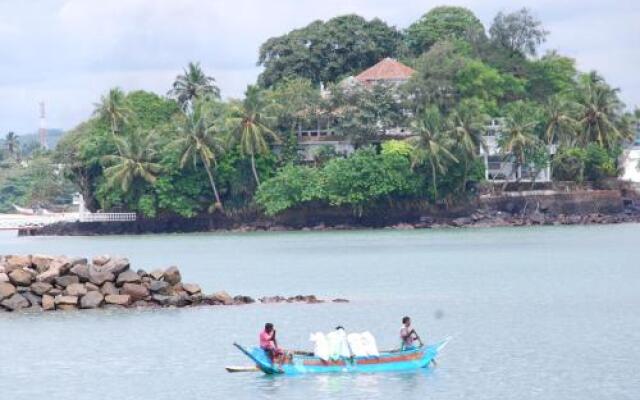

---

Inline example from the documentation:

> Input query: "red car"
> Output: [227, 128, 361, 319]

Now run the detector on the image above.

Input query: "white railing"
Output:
[0, 212, 136, 230]
[79, 213, 137, 222]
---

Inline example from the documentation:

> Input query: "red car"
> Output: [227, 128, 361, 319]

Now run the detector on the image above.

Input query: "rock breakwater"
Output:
[0, 254, 348, 313]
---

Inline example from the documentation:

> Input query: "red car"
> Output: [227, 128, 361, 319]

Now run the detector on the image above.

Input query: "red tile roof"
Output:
[355, 58, 415, 83]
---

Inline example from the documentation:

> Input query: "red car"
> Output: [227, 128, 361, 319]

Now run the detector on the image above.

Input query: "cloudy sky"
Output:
[1, 0, 638, 134]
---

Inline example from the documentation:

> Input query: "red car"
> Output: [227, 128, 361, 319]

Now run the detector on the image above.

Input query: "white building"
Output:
[480, 119, 553, 183]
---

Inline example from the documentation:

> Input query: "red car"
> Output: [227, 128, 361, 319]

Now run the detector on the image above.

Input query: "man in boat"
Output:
[259, 323, 285, 365]
[400, 316, 423, 350]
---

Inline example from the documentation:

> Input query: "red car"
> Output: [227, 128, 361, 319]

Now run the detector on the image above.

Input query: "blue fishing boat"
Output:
[233, 337, 451, 375]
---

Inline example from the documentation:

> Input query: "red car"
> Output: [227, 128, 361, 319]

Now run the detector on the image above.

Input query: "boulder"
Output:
[32, 255, 54, 273]
[9, 269, 34, 286]
[209, 291, 233, 305]
[183, 283, 201, 295]
[163, 266, 181, 285]
[167, 293, 191, 307]
[30, 282, 53, 296]
[149, 269, 164, 280]
[136, 269, 148, 278]
[54, 295, 78, 306]
[57, 304, 77, 311]
[116, 270, 140, 286]
[64, 283, 87, 297]
[4, 255, 32, 272]
[190, 293, 203, 304]
[100, 282, 119, 296]
[80, 291, 104, 309]
[88, 266, 115, 286]
[149, 280, 171, 294]
[48, 288, 62, 296]
[92, 255, 110, 266]
[70, 263, 90, 282]
[121, 283, 149, 301]
[1, 293, 30, 311]
[0, 282, 17, 301]
[55, 275, 79, 288]
[49, 258, 72, 274]
[0, 272, 9, 283]
[151, 294, 171, 305]
[105, 294, 131, 306]
[102, 257, 130, 275]
[332, 298, 349, 303]
[233, 295, 255, 304]
[85, 282, 100, 292]
[36, 266, 62, 284]
[42, 294, 55, 311]
[23, 291, 42, 307]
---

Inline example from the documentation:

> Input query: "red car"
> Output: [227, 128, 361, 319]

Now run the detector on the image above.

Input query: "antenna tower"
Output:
[38, 101, 47, 149]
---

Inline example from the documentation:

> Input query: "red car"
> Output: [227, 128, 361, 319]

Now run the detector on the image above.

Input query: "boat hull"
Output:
[234, 337, 450, 375]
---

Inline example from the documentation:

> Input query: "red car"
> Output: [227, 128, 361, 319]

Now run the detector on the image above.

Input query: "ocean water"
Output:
[0, 224, 639, 399]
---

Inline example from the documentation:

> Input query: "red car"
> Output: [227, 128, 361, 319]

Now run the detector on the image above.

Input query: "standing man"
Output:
[400, 316, 424, 350]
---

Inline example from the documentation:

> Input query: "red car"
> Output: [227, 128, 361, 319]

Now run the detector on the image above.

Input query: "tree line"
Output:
[42, 6, 637, 218]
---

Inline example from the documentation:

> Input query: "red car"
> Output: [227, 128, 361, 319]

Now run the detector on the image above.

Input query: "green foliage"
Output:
[258, 15, 404, 87]
[455, 59, 525, 103]
[405, 6, 486, 55]
[489, 8, 548, 56]
[553, 144, 620, 182]
[255, 164, 325, 216]
[256, 148, 420, 215]
[525, 52, 578, 101]
[331, 83, 406, 145]
[381, 140, 413, 157]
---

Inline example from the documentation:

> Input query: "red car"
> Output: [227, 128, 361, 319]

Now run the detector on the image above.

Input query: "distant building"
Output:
[619, 121, 640, 183]
[297, 58, 415, 161]
[480, 119, 553, 183]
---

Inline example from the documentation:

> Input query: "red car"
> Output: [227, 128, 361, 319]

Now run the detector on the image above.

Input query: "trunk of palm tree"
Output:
[204, 166, 223, 211]
[250, 154, 261, 187]
[460, 157, 469, 193]
[429, 158, 438, 201]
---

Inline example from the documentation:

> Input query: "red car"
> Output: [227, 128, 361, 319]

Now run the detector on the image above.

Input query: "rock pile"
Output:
[0, 254, 348, 313]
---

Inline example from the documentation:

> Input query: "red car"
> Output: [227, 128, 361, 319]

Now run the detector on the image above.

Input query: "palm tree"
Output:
[499, 104, 539, 182]
[407, 106, 458, 200]
[227, 86, 279, 186]
[102, 129, 162, 193]
[447, 102, 487, 191]
[542, 94, 578, 146]
[575, 72, 633, 149]
[4, 131, 20, 160]
[93, 87, 131, 136]
[169, 62, 220, 110]
[173, 108, 225, 211]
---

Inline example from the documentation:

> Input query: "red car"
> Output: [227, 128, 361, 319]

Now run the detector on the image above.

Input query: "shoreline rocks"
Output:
[0, 254, 349, 313]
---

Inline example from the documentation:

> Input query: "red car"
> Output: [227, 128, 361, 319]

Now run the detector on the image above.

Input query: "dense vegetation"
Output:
[2, 6, 637, 219]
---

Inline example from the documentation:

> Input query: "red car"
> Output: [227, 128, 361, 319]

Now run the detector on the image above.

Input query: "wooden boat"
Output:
[233, 337, 451, 375]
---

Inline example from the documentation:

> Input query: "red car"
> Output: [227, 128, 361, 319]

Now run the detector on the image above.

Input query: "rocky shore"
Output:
[0, 254, 348, 313]
[25, 188, 640, 236]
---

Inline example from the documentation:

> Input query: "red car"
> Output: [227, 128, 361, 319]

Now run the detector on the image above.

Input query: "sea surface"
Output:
[0, 224, 639, 399]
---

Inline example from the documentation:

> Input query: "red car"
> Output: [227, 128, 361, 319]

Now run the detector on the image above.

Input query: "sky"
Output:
[1, 0, 638, 134]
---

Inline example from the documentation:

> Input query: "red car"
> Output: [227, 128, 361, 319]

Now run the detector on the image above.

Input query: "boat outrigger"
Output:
[232, 337, 451, 375]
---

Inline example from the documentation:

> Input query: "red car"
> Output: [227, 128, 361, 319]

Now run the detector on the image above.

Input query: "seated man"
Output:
[259, 323, 285, 365]
[400, 316, 424, 350]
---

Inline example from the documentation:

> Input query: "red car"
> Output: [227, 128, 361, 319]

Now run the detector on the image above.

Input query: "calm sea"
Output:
[1, 224, 638, 399]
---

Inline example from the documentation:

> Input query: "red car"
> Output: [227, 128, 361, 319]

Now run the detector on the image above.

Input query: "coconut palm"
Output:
[173, 107, 225, 211]
[499, 104, 539, 182]
[169, 62, 220, 110]
[227, 86, 279, 186]
[102, 129, 162, 193]
[447, 101, 488, 190]
[542, 94, 578, 146]
[93, 87, 131, 136]
[575, 72, 633, 149]
[4, 131, 20, 160]
[408, 106, 458, 200]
